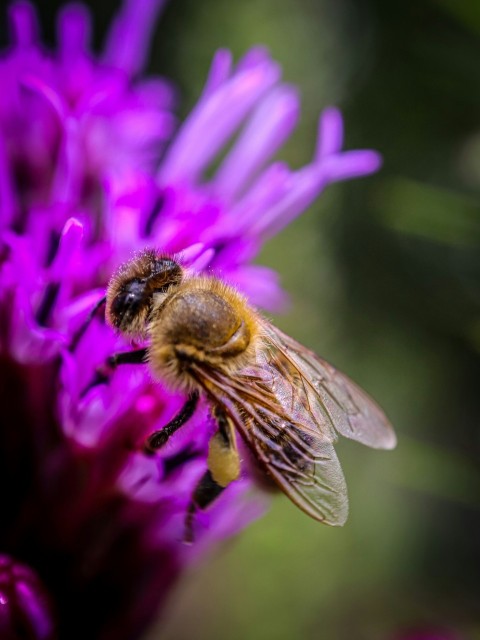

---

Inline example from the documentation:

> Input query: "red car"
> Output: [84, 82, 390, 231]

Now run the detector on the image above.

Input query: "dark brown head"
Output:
[106, 250, 183, 338]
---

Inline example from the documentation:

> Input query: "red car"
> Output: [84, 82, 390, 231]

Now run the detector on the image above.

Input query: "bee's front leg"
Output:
[106, 348, 149, 367]
[144, 391, 199, 453]
[184, 406, 240, 543]
[80, 348, 148, 398]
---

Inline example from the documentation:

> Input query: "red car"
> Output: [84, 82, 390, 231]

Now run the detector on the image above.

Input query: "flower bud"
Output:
[0, 556, 55, 640]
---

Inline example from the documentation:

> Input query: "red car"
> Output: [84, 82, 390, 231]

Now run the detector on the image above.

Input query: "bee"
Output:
[102, 249, 396, 540]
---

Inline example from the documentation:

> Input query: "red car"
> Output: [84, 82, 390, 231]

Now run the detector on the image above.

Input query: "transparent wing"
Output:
[188, 319, 394, 525]
[260, 321, 396, 450]
[190, 363, 349, 525]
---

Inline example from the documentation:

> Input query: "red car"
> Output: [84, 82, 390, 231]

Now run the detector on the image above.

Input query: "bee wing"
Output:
[190, 363, 349, 525]
[260, 321, 397, 450]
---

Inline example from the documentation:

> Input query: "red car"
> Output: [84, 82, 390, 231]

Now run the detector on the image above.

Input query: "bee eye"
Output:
[112, 292, 134, 314]
[112, 279, 146, 319]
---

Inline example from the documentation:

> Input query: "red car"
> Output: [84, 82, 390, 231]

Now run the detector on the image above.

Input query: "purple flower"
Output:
[0, 1, 381, 638]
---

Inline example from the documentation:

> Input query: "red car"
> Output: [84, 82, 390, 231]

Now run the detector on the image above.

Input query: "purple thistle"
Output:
[0, 1, 381, 638]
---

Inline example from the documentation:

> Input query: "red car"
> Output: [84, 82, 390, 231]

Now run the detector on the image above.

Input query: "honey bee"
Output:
[102, 249, 396, 539]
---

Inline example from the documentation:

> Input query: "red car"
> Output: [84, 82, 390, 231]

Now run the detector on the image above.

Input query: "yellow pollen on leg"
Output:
[208, 430, 241, 488]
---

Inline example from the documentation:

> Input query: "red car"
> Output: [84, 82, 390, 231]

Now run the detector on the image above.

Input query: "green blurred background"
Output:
[18, 0, 480, 638]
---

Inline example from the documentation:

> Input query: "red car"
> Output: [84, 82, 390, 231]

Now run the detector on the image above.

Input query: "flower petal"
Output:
[158, 54, 281, 185]
[102, 0, 167, 76]
[214, 85, 300, 202]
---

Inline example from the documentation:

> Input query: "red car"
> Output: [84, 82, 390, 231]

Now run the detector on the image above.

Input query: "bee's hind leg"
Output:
[184, 406, 240, 543]
[184, 470, 227, 544]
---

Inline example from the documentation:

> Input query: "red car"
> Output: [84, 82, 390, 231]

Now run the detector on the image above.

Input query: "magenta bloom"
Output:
[0, 1, 381, 638]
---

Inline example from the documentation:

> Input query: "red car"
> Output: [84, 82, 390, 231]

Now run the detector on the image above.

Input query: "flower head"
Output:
[0, 1, 381, 637]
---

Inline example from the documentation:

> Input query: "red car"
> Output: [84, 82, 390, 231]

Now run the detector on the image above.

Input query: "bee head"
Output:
[106, 251, 183, 338]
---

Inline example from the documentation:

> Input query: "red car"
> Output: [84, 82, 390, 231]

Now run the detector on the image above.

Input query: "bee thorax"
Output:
[145, 281, 259, 391]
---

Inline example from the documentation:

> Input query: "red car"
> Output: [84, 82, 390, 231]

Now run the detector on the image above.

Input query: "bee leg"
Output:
[184, 470, 227, 544]
[184, 407, 240, 543]
[80, 347, 148, 398]
[70, 296, 107, 351]
[144, 391, 200, 453]
[106, 348, 148, 368]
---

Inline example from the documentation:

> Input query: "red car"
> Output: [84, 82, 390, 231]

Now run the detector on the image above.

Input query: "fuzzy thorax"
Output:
[146, 277, 260, 392]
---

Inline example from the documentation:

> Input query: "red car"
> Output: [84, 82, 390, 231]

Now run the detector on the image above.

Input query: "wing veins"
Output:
[189, 359, 349, 525]
[263, 324, 395, 449]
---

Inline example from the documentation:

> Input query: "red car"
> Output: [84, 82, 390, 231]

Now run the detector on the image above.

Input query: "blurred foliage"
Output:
[13, 0, 480, 638]
[153, 1, 480, 638]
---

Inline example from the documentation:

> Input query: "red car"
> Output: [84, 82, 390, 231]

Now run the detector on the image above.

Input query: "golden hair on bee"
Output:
[147, 275, 261, 392]
[105, 249, 261, 393]
[102, 248, 395, 540]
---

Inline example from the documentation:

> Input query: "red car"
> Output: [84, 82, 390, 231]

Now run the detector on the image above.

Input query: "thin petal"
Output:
[8, 1, 39, 48]
[251, 165, 326, 238]
[102, 0, 167, 76]
[200, 49, 232, 100]
[57, 3, 91, 60]
[315, 106, 344, 159]
[189, 248, 214, 272]
[177, 242, 206, 264]
[214, 86, 300, 202]
[158, 54, 281, 185]
[50, 218, 84, 280]
[52, 117, 83, 204]
[237, 46, 272, 72]
[227, 162, 291, 234]
[321, 149, 383, 181]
